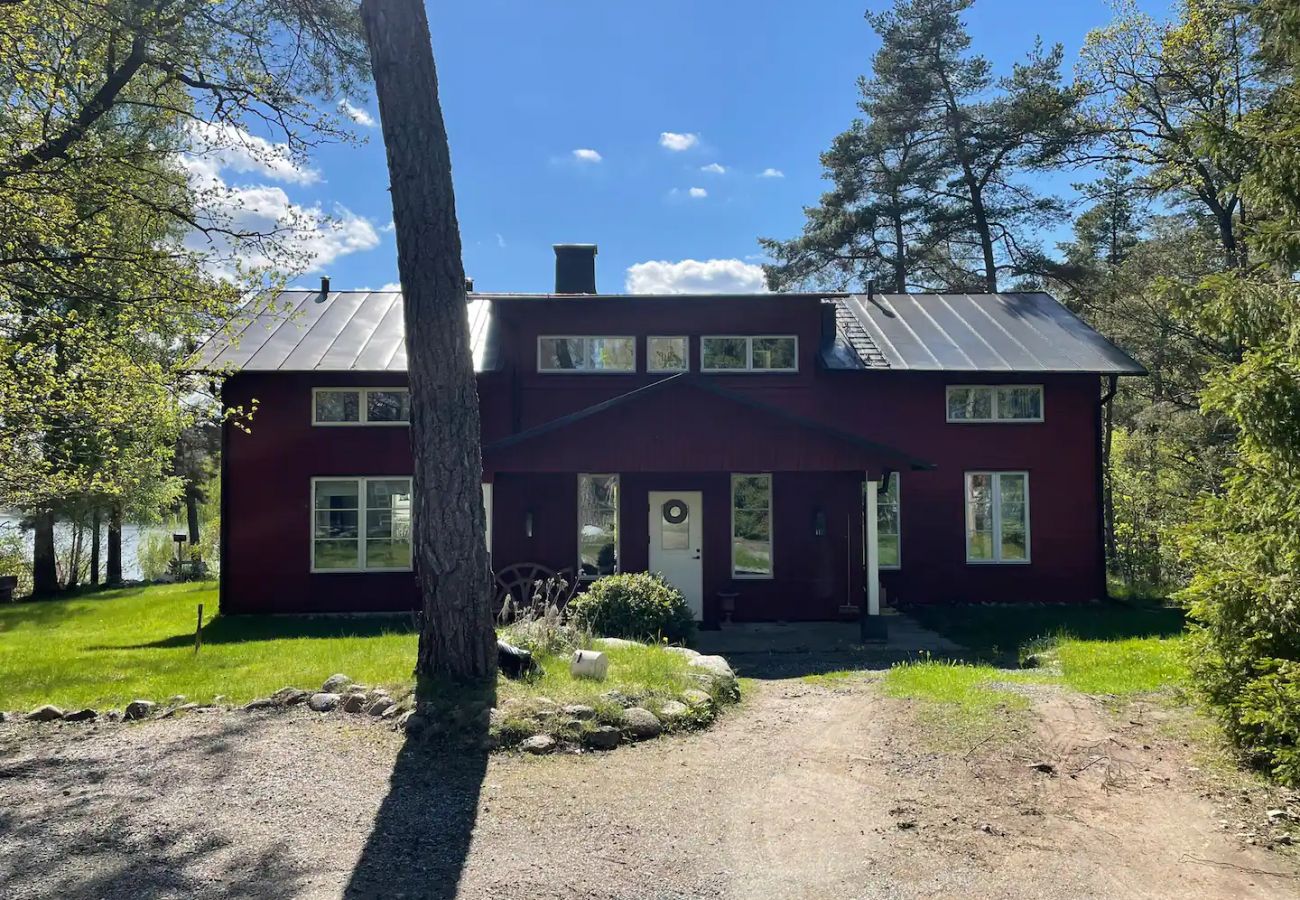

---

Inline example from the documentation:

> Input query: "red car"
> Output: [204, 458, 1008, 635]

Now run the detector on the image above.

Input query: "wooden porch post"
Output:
[865, 478, 880, 617]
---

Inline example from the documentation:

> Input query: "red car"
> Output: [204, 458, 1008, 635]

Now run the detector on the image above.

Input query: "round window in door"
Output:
[661, 499, 690, 549]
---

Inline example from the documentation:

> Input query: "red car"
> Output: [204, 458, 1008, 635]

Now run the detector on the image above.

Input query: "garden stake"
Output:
[195, 603, 204, 654]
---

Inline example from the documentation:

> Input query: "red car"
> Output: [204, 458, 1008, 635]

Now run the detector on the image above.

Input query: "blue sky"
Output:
[208, 0, 1173, 294]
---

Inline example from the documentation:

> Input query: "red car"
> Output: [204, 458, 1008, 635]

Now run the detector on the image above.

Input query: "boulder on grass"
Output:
[27, 705, 65, 722]
[321, 673, 352, 693]
[243, 698, 276, 711]
[366, 697, 395, 716]
[341, 693, 367, 714]
[593, 637, 641, 650]
[124, 700, 156, 720]
[688, 655, 739, 701]
[584, 726, 622, 751]
[656, 700, 689, 724]
[621, 707, 662, 741]
[664, 646, 701, 659]
[682, 688, 713, 708]
[308, 692, 341, 713]
[271, 687, 309, 706]
[561, 704, 597, 720]
[520, 734, 556, 755]
[63, 709, 98, 722]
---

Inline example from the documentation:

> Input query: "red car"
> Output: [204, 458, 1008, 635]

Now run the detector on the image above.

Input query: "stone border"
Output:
[3, 647, 740, 758]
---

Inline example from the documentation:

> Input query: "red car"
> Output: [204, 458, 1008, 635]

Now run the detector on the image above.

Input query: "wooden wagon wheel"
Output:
[493, 563, 578, 621]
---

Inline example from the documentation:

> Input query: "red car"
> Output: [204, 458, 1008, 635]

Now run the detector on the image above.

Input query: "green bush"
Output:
[566, 572, 695, 644]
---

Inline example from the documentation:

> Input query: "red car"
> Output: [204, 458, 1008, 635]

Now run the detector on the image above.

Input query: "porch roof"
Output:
[483, 374, 933, 476]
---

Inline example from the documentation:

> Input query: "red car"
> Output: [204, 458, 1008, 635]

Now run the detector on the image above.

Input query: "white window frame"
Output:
[945, 385, 1044, 423]
[877, 472, 901, 570]
[963, 471, 1031, 565]
[701, 335, 799, 373]
[646, 335, 689, 373]
[537, 336, 637, 373]
[310, 476, 414, 573]
[577, 473, 620, 579]
[731, 473, 774, 579]
[312, 387, 410, 426]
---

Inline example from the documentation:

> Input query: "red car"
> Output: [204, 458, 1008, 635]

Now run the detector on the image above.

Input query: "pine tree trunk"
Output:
[90, 508, 101, 586]
[185, 484, 201, 545]
[31, 511, 58, 597]
[107, 505, 123, 586]
[361, 0, 497, 682]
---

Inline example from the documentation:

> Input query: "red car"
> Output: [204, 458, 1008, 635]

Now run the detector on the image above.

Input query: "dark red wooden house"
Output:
[200, 244, 1144, 625]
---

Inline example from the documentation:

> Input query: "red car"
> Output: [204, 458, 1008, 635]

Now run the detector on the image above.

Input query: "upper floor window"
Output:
[313, 388, 410, 425]
[946, 385, 1043, 422]
[647, 336, 688, 372]
[702, 336, 798, 373]
[538, 336, 635, 372]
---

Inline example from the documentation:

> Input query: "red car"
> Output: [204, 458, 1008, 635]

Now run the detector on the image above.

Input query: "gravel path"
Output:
[1, 678, 1296, 899]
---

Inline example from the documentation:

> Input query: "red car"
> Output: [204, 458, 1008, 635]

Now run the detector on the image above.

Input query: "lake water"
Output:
[0, 513, 151, 582]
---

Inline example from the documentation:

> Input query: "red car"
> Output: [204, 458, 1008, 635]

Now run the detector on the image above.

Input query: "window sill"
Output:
[964, 559, 1031, 566]
[310, 568, 414, 574]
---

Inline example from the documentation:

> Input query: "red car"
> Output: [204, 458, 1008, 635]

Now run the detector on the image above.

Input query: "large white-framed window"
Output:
[647, 336, 689, 373]
[946, 385, 1043, 422]
[702, 335, 798, 373]
[877, 472, 901, 569]
[312, 388, 411, 426]
[577, 473, 619, 578]
[311, 476, 413, 572]
[732, 473, 773, 578]
[964, 471, 1030, 564]
[537, 336, 635, 372]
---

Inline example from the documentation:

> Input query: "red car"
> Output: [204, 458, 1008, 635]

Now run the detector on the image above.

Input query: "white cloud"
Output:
[687, 186, 708, 199]
[759, 167, 785, 178]
[379, 281, 402, 292]
[625, 258, 768, 294]
[700, 163, 727, 174]
[572, 148, 603, 163]
[338, 99, 376, 127]
[182, 121, 320, 186]
[659, 131, 699, 151]
[380, 220, 396, 233]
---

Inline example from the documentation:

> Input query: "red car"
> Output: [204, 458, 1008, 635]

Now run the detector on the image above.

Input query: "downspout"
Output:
[1096, 374, 1119, 601]
[218, 377, 230, 615]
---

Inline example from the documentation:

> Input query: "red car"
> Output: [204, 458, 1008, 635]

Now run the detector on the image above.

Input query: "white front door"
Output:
[648, 491, 704, 620]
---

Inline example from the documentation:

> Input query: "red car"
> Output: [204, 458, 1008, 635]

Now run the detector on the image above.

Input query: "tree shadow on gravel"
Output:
[343, 680, 493, 900]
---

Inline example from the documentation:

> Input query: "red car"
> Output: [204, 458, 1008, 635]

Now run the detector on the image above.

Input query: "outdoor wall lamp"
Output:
[525, 510, 534, 538]
[813, 509, 827, 537]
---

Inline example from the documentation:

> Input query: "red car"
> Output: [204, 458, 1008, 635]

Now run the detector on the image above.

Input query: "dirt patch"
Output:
[0, 679, 1295, 899]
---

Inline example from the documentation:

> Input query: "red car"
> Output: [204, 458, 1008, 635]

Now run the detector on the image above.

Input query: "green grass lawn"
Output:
[0, 582, 728, 719]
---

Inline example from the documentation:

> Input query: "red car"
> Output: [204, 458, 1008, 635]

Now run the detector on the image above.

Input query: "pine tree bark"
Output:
[185, 484, 201, 545]
[361, 0, 497, 682]
[31, 511, 58, 597]
[107, 504, 123, 586]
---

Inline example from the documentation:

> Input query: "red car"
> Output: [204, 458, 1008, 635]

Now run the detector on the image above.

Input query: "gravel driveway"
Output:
[1, 677, 1296, 899]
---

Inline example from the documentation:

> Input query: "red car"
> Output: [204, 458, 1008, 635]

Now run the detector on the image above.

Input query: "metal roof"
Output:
[195, 288, 1143, 376]
[828, 293, 1145, 374]
[194, 291, 498, 373]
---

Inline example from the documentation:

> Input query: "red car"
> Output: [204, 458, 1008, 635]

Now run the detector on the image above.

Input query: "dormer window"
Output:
[647, 336, 688, 372]
[701, 335, 798, 373]
[538, 336, 635, 372]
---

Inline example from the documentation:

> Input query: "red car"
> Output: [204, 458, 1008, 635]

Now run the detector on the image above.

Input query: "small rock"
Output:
[1266, 809, 1291, 822]
[621, 707, 662, 740]
[520, 734, 556, 754]
[341, 693, 367, 714]
[1027, 762, 1056, 775]
[307, 692, 341, 713]
[664, 646, 701, 658]
[345, 684, 367, 695]
[124, 700, 156, 720]
[243, 698, 276, 711]
[321, 673, 352, 693]
[104, 711, 122, 722]
[594, 637, 641, 650]
[63, 709, 98, 722]
[158, 703, 198, 719]
[584, 725, 622, 750]
[167, 695, 186, 706]
[27, 705, 65, 722]
[0, 711, 11, 723]
[271, 687, 309, 706]
[365, 689, 389, 703]
[561, 704, 597, 720]
[366, 697, 396, 716]
[657, 700, 689, 723]
[380, 703, 404, 720]
[682, 689, 713, 708]
[600, 690, 637, 708]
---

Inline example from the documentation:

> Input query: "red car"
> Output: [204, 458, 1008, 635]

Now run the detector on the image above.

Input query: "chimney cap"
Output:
[553, 243, 598, 251]
[553, 243, 598, 293]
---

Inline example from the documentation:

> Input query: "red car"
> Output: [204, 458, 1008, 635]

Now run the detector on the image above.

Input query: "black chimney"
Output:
[320, 275, 331, 296]
[554, 244, 597, 294]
